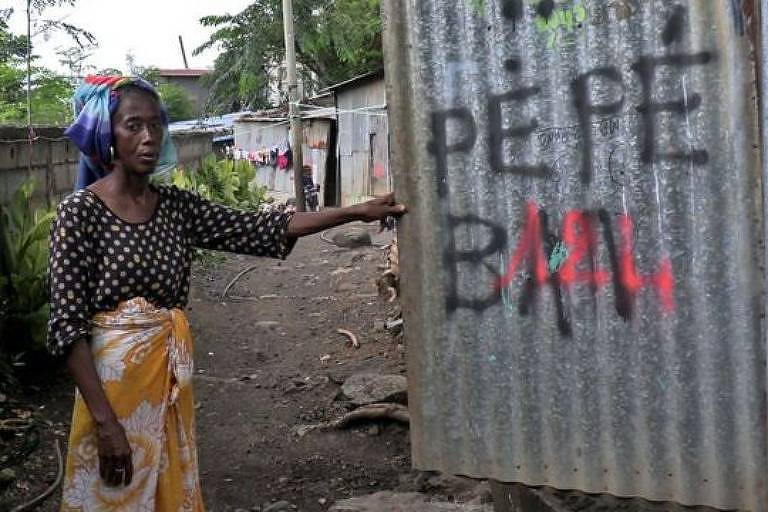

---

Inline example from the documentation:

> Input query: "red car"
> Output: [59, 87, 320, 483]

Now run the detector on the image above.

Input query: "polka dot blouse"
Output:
[47, 185, 296, 356]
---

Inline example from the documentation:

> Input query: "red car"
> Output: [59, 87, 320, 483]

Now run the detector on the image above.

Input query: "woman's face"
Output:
[112, 90, 163, 175]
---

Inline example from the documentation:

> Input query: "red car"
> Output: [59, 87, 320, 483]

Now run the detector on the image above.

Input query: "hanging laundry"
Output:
[257, 148, 269, 166]
[277, 141, 292, 170]
[276, 152, 289, 170]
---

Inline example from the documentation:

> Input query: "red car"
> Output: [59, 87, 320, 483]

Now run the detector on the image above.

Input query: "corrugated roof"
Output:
[320, 69, 384, 93]
[168, 111, 251, 134]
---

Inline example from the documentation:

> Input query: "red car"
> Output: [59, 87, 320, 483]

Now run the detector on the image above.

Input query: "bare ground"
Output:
[1, 227, 435, 511]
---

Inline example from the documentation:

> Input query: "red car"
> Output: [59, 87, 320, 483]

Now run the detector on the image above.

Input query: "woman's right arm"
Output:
[48, 196, 131, 486]
[65, 340, 133, 486]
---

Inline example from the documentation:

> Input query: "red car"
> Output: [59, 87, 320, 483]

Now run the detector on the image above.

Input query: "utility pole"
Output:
[178, 35, 189, 69]
[25, 0, 33, 180]
[282, 0, 305, 211]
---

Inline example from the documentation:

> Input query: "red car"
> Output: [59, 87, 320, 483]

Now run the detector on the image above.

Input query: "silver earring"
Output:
[109, 145, 115, 160]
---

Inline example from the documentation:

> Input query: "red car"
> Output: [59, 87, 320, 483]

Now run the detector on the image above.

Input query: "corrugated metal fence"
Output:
[336, 78, 390, 206]
[383, 0, 764, 510]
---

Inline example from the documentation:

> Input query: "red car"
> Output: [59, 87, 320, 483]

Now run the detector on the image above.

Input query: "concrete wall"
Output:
[0, 126, 214, 206]
[172, 131, 215, 171]
[0, 126, 79, 207]
[163, 76, 209, 114]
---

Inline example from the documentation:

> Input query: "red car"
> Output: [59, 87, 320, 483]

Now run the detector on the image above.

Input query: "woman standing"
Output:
[49, 75, 406, 510]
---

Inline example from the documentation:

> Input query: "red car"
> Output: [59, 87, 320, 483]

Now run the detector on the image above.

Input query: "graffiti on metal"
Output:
[383, 0, 763, 510]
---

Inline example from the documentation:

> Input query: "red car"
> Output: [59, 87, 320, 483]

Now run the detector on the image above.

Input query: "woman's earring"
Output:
[109, 145, 115, 161]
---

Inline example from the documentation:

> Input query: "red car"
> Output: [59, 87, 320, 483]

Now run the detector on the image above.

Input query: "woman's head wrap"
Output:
[64, 75, 177, 190]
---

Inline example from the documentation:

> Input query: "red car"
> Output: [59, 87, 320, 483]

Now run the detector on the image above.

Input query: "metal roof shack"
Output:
[234, 101, 336, 205]
[168, 111, 251, 143]
[325, 70, 390, 206]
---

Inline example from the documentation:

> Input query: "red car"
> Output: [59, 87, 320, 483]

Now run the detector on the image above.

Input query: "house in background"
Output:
[232, 71, 389, 209]
[157, 68, 210, 113]
[234, 96, 336, 207]
[169, 111, 253, 162]
[324, 71, 388, 207]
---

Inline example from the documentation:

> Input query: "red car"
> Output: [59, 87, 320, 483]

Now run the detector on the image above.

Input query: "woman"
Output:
[48, 75, 406, 511]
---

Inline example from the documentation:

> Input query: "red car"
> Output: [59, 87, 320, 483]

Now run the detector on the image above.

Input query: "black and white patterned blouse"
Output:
[47, 185, 295, 356]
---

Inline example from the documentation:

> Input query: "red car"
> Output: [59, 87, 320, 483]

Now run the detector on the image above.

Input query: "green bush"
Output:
[157, 81, 196, 122]
[0, 181, 55, 372]
[163, 155, 268, 267]
[170, 154, 267, 211]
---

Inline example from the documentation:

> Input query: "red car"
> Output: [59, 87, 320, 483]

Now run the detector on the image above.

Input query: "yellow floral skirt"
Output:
[61, 298, 204, 511]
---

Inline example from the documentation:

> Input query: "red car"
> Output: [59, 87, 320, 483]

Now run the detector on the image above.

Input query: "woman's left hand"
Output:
[286, 192, 407, 238]
[355, 193, 407, 223]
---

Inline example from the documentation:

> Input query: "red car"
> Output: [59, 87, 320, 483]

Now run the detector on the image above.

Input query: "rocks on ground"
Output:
[329, 491, 493, 512]
[260, 500, 296, 512]
[330, 229, 373, 248]
[0, 468, 16, 487]
[340, 373, 408, 406]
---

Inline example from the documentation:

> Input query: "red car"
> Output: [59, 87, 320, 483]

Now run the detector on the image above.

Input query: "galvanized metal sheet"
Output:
[235, 119, 332, 201]
[382, 1, 764, 510]
[337, 79, 390, 205]
[303, 119, 332, 207]
[234, 120, 294, 195]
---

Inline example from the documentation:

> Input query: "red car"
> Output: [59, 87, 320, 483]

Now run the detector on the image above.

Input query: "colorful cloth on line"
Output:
[64, 75, 177, 190]
[61, 297, 204, 511]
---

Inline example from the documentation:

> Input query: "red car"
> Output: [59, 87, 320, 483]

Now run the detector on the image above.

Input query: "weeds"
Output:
[158, 154, 269, 266]
[168, 154, 267, 211]
[0, 181, 55, 383]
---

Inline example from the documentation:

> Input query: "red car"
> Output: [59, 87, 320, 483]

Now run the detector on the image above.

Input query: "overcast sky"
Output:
[7, 0, 253, 74]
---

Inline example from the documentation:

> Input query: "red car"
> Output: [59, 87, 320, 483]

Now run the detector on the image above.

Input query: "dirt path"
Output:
[2, 228, 420, 511]
[190, 227, 410, 511]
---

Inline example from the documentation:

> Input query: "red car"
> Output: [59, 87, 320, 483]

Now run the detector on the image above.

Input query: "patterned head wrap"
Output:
[64, 75, 177, 190]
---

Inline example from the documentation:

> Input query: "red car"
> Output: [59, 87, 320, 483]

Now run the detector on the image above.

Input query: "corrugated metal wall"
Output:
[337, 79, 391, 206]
[234, 120, 293, 194]
[234, 119, 332, 204]
[303, 119, 332, 208]
[382, 1, 764, 510]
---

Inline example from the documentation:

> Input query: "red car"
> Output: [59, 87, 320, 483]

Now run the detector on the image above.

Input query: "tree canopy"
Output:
[126, 56, 196, 122]
[196, 0, 382, 113]
[0, 3, 96, 126]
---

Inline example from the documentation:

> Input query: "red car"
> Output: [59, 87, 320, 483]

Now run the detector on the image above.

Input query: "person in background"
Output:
[50, 75, 406, 511]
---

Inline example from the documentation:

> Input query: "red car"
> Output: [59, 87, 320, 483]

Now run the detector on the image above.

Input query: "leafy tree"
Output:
[157, 81, 195, 121]
[0, 8, 28, 64]
[26, 68, 72, 123]
[196, 0, 382, 113]
[57, 43, 96, 84]
[28, 1, 96, 49]
[126, 56, 196, 121]
[297, 0, 381, 84]
[0, 62, 25, 111]
[0, 65, 72, 124]
[0, 2, 96, 126]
